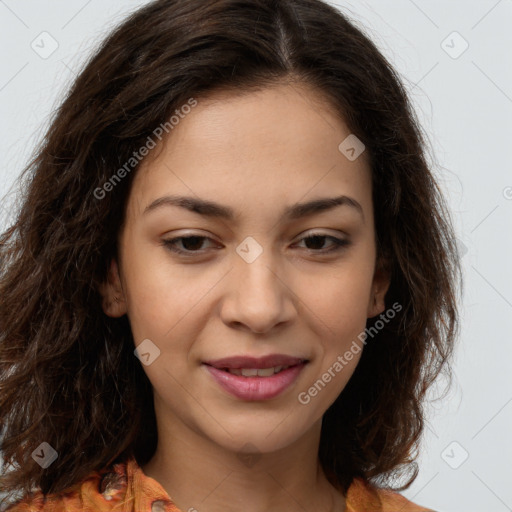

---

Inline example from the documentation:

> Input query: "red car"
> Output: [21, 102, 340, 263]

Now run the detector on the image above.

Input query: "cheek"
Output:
[297, 274, 370, 409]
[297, 263, 374, 333]
[121, 250, 226, 373]
[120, 248, 190, 342]
[293, 261, 374, 383]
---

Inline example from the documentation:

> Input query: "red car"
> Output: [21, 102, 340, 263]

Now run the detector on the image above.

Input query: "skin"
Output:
[100, 80, 390, 512]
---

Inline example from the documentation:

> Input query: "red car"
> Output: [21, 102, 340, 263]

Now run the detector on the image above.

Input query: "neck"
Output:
[141, 401, 346, 512]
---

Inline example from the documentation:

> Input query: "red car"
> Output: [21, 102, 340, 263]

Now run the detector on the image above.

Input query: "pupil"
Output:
[183, 236, 203, 251]
[306, 235, 324, 250]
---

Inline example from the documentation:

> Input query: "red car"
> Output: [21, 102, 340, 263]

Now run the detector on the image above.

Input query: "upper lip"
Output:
[203, 354, 307, 369]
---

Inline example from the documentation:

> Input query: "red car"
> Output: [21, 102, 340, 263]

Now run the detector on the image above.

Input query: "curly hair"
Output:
[0, 0, 462, 506]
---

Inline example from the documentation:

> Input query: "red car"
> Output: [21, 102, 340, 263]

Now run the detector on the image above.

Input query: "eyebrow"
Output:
[143, 194, 364, 223]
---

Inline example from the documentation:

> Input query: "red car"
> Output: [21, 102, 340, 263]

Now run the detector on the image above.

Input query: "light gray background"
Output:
[0, 1, 511, 511]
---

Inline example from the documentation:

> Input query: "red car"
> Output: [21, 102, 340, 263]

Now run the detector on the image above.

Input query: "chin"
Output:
[197, 412, 318, 457]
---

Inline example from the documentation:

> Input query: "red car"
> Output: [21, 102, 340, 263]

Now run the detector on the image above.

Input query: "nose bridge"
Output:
[222, 234, 293, 332]
[234, 234, 282, 299]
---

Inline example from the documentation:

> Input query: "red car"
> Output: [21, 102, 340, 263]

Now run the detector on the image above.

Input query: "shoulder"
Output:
[3, 456, 178, 512]
[3, 461, 120, 512]
[345, 477, 436, 512]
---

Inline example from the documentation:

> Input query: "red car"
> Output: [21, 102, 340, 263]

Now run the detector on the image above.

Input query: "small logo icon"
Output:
[456, 238, 468, 258]
[441, 441, 469, 469]
[31, 442, 58, 468]
[503, 186, 512, 200]
[31, 32, 59, 59]
[237, 442, 262, 468]
[236, 236, 263, 263]
[134, 338, 161, 366]
[441, 31, 469, 59]
[151, 501, 168, 512]
[338, 134, 365, 161]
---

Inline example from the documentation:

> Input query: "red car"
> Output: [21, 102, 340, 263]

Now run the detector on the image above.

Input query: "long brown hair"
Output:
[0, 0, 462, 506]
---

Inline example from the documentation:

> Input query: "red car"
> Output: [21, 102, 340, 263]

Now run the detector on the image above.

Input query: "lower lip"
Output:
[204, 363, 306, 401]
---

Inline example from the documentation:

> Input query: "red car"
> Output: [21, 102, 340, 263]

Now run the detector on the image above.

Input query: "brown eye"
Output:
[295, 233, 350, 253]
[162, 235, 217, 255]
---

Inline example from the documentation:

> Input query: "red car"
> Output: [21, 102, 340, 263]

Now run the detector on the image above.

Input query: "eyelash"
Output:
[161, 233, 350, 257]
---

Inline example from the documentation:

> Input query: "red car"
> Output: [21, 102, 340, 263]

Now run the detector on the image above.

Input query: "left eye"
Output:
[162, 233, 350, 256]
[295, 233, 350, 253]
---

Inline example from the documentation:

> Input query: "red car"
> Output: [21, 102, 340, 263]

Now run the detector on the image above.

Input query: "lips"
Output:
[203, 354, 308, 400]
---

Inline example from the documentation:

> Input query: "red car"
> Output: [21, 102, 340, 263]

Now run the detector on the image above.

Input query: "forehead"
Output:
[129, 82, 372, 223]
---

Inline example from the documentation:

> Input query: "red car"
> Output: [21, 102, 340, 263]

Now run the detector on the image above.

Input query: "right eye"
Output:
[162, 235, 219, 256]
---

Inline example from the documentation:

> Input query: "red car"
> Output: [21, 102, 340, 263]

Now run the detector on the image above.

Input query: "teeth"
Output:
[241, 368, 258, 377]
[225, 365, 290, 377]
[256, 367, 275, 377]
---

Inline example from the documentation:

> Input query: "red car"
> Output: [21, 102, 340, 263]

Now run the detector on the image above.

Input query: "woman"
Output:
[0, 0, 461, 511]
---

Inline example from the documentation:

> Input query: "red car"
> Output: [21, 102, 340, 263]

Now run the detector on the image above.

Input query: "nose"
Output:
[219, 246, 296, 334]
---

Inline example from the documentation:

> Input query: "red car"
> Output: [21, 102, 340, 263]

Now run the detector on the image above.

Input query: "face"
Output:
[100, 81, 390, 456]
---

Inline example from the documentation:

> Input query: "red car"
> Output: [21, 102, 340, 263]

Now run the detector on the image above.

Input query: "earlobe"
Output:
[99, 259, 127, 318]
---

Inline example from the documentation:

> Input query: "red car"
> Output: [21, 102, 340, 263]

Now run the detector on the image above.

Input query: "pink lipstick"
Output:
[203, 354, 308, 401]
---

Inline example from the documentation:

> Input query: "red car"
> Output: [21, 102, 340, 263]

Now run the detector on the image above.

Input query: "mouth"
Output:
[214, 365, 298, 377]
[203, 354, 307, 371]
[203, 354, 309, 400]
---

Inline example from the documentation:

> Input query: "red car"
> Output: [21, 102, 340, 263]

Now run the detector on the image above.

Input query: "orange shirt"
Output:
[5, 456, 434, 512]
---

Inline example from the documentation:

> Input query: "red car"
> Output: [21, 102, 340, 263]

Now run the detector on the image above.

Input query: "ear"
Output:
[367, 257, 391, 318]
[98, 258, 128, 318]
